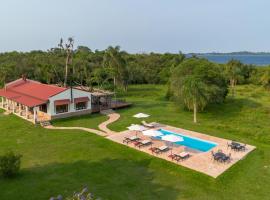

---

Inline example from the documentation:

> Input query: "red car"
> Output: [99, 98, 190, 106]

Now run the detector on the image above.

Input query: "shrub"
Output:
[0, 151, 22, 178]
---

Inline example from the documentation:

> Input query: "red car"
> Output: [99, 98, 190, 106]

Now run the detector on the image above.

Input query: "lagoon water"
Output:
[196, 55, 270, 66]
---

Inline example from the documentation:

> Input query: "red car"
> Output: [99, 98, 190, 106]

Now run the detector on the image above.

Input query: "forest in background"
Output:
[0, 45, 269, 92]
[0, 46, 184, 89]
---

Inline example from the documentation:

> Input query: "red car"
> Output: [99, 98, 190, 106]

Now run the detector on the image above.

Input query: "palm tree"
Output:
[170, 58, 228, 123]
[103, 46, 129, 91]
[180, 76, 209, 123]
[58, 37, 74, 87]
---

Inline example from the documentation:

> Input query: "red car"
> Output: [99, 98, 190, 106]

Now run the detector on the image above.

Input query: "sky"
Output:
[0, 0, 270, 53]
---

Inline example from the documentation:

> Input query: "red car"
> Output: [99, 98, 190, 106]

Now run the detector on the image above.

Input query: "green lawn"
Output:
[110, 84, 270, 146]
[0, 84, 270, 200]
[52, 113, 107, 130]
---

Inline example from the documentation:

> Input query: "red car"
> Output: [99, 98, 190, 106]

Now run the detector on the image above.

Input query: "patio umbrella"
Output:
[127, 124, 148, 136]
[142, 129, 163, 137]
[133, 113, 150, 118]
[161, 134, 184, 155]
[127, 124, 148, 131]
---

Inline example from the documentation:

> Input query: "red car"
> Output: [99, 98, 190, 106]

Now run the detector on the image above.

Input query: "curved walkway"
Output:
[44, 110, 120, 137]
[98, 112, 120, 135]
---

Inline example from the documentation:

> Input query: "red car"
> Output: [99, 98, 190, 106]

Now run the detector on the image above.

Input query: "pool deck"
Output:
[107, 125, 256, 178]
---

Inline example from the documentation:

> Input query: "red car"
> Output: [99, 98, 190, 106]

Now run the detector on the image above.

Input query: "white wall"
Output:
[48, 88, 92, 116]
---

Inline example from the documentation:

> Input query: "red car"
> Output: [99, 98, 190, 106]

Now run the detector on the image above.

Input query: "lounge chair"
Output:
[173, 152, 190, 162]
[123, 136, 140, 144]
[149, 145, 170, 154]
[135, 140, 152, 148]
[141, 121, 155, 128]
[156, 145, 170, 154]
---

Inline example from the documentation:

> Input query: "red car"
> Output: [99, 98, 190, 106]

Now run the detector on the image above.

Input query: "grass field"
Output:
[52, 113, 107, 130]
[0, 84, 270, 200]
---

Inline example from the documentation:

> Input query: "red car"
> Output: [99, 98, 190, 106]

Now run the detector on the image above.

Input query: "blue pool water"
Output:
[156, 129, 217, 152]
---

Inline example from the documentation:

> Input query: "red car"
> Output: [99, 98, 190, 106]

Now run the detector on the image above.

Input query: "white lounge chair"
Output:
[141, 121, 155, 128]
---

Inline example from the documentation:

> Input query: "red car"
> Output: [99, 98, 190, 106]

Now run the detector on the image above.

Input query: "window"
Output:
[56, 104, 68, 114]
[75, 102, 87, 110]
[39, 104, 47, 113]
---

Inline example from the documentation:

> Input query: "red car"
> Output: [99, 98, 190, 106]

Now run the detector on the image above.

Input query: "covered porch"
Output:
[0, 96, 50, 124]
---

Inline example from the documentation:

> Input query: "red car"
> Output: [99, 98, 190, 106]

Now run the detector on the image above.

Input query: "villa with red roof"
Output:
[0, 77, 93, 123]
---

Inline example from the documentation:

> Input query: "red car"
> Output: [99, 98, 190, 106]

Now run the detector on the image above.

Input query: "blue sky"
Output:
[0, 0, 269, 53]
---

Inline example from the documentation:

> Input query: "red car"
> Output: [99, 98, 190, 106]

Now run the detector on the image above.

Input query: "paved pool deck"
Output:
[107, 125, 256, 178]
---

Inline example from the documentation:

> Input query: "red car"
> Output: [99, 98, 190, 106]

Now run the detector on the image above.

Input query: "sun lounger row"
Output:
[123, 136, 191, 162]
[123, 136, 153, 148]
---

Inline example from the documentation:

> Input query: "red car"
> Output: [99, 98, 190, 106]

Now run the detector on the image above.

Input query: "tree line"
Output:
[0, 43, 270, 123]
[0, 45, 269, 90]
[0, 45, 185, 90]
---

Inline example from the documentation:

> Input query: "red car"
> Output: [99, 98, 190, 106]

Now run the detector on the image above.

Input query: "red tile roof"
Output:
[0, 78, 68, 107]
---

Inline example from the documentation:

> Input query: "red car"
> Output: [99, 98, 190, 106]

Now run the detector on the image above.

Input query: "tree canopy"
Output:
[0, 47, 184, 90]
[170, 58, 228, 122]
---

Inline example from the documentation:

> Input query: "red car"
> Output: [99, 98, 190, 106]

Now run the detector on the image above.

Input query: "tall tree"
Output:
[103, 46, 129, 91]
[180, 76, 209, 123]
[225, 59, 243, 97]
[170, 58, 228, 123]
[58, 37, 74, 87]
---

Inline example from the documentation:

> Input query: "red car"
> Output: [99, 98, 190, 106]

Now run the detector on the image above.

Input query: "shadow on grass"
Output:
[0, 159, 180, 200]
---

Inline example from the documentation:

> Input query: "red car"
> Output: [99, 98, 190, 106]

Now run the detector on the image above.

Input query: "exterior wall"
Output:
[48, 88, 92, 117]
[50, 109, 91, 120]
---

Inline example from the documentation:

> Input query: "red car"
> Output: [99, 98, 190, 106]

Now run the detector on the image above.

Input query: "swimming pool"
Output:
[156, 129, 217, 152]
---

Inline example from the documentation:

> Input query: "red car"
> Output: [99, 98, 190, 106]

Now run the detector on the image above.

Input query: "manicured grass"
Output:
[0, 84, 270, 200]
[52, 113, 107, 130]
[110, 84, 270, 146]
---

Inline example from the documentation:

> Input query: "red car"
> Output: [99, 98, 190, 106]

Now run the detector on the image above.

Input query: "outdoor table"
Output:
[214, 152, 226, 160]
[232, 142, 241, 147]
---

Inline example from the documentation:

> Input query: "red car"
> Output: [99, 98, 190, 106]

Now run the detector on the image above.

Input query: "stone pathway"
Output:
[99, 110, 120, 135]
[44, 110, 120, 137]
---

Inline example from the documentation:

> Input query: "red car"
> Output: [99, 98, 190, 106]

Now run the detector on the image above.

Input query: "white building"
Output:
[0, 77, 93, 123]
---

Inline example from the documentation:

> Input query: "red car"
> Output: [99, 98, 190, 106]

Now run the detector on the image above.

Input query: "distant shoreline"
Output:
[186, 53, 270, 66]
[186, 52, 270, 56]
